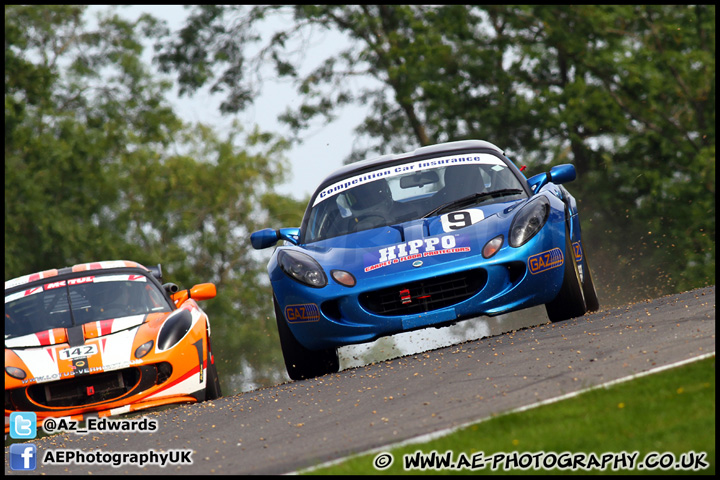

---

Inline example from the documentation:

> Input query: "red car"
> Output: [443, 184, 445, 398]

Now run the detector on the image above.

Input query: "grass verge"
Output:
[305, 355, 715, 475]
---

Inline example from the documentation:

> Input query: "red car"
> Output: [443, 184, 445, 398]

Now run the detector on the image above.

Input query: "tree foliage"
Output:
[156, 5, 715, 304]
[5, 5, 306, 391]
[5, 5, 714, 392]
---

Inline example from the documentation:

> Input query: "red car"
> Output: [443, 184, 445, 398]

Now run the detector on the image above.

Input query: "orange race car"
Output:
[5, 260, 221, 434]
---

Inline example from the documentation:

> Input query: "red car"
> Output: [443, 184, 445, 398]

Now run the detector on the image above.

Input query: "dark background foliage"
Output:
[6, 5, 714, 393]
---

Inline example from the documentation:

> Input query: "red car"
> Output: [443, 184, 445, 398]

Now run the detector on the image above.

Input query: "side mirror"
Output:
[526, 172, 548, 193]
[277, 227, 300, 245]
[251, 228, 279, 249]
[250, 227, 300, 249]
[171, 282, 217, 306]
[549, 164, 576, 184]
[189, 283, 216, 301]
[527, 164, 576, 193]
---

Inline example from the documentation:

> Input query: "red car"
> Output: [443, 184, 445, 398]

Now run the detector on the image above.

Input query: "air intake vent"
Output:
[27, 368, 141, 408]
[360, 269, 487, 316]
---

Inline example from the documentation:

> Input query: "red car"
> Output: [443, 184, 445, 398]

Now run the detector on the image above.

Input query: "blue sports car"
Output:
[252, 140, 599, 379]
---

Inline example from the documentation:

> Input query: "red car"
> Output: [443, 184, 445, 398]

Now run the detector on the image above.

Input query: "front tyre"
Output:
[579, 240, 600, 313]
[545, 229, 587, 322]
[204, 341, 222, 400]
[274, 296, 339, 380]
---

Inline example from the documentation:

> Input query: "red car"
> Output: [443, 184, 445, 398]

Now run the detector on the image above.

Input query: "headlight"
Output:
[134, 340, 154, 359]
[5, 366, 26, 379]
[157, 310, 193, 351]
[278, 250, 327, 288]
[482, 235, 504, 259]
[331, 270, 356, 287]
[509, 197, 550, 247]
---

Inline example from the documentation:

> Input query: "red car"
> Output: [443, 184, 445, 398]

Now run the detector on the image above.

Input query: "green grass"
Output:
[304, 356, 715, 475]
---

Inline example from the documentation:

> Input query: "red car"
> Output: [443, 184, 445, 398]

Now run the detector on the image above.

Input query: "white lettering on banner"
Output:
[313, 153, 504, 206]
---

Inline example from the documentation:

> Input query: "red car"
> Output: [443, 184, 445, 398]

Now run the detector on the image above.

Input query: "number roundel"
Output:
[59, 344, 99, 360]
[440, 209, 484, 232]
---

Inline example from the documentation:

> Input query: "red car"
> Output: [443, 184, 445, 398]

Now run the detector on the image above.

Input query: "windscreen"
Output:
[5, 272, 173, 339]
[303, 152, 527, 242]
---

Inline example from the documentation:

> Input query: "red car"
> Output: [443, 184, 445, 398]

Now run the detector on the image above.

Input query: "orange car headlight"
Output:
[135, 340, 154, 359]
[157, 310, 193, 351]
[6, 366, 27, 379]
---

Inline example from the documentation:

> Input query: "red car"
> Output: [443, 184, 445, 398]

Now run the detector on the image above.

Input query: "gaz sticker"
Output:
[528, 248, 564, 274]
[573, 241, 583, 262]
[285, 303, 321, 323]
[59, 344, 99, 361]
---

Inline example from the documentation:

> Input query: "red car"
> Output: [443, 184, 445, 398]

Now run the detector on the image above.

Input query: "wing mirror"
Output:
[527, 164, 576, 193]
[250, 227, 300, 249]
[171, 283, 217, 307]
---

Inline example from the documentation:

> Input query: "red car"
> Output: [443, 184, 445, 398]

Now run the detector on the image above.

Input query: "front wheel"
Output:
[274, 296, 339, 380]
[204, 339, 222, 400]
[579, 240, 600, 313]
[545, 230, 587, 322]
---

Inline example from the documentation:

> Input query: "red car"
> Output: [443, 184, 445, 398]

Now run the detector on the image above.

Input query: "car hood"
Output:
[4, 313, 161, 349]
[4, 312, 173, 387]
[296, 200, 523, 278]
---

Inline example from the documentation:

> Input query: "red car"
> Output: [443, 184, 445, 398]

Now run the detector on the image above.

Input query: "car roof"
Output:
[315, 140, 506, 192]
[5, 260, 150, 291]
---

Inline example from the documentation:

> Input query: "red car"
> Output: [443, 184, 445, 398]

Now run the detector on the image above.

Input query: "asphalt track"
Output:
[5, 286, 715, 475]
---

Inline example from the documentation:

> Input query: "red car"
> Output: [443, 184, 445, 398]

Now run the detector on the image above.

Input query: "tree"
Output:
[497, 5, 715, 301]
[5, 5, 306, 390]
[156, 5, 715, 304]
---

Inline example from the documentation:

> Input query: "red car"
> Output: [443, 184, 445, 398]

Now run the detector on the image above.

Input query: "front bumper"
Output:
[274, 227, 568, 351]
[5, 320, 211, 434]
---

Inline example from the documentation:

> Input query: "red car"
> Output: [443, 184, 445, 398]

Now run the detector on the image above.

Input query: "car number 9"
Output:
[441, 209, 484, 232]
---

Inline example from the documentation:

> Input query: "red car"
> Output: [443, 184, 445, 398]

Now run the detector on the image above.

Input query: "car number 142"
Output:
[59, 344, 99, 360]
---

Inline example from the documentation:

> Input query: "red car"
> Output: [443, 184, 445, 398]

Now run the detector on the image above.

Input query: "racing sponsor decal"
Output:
[573, 241, 583, 262]
[5, 261, 144, 290]
[364, 234, 471, 272]
[313, 153, 504, 206]
[7, 274, 147, 299]
[285, 303, 321, 323]
[72, 356, 92, 377]
[19, 359, 144, 385]
[440, 208, 485, 232]
[528, 248, 564, 274]
[94, 274, 147, 284]
[44, 276, 95, 290]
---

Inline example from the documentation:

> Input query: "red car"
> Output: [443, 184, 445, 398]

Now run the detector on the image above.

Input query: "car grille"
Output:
[359, 269, 487, 316]
[27, 367, 141, 408]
